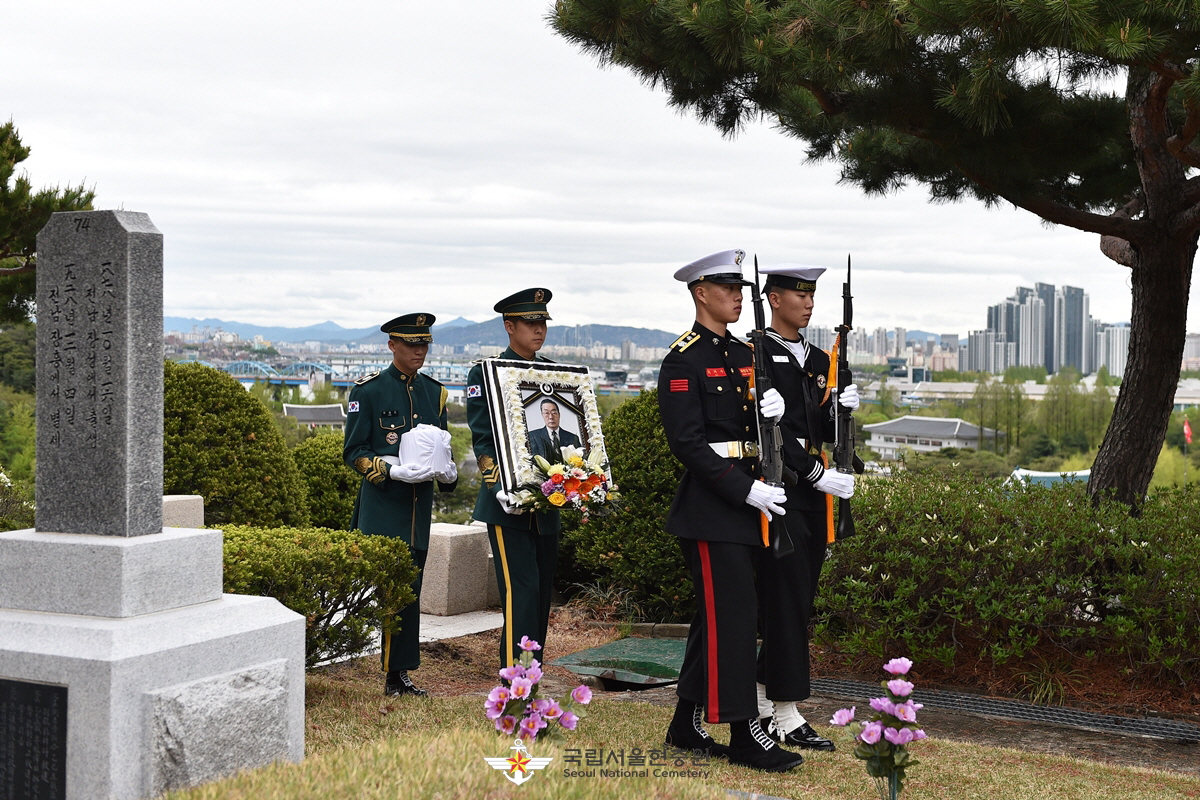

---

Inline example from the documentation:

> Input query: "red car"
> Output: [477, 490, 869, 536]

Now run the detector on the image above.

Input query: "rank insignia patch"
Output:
[669, 379, 690, 392]
[467, 385, 482, 398]
[705, 367, 725, 377]
[348, 401, 360, 413]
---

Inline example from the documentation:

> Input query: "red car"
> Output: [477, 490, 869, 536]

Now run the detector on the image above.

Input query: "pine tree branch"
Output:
[1100, 194, 1143, 268]
[1166, 100, 1200, 169]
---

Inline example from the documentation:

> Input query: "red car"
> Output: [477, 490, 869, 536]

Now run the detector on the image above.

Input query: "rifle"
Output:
[749, 256, 798, 558]
[832, 255, 866, 539]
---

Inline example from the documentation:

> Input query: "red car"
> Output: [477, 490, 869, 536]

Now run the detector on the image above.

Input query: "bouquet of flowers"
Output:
[484, 637, 592, 744]
[512, 445, 619, 522]
[829, 657, 928, 800]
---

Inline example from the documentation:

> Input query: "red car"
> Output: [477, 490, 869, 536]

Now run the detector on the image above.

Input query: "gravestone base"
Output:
[0, 528, 305, 800]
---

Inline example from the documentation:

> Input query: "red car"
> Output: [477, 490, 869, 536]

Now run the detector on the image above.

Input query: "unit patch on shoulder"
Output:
[467, 385, 482, 398]
[669, 379, 690, 392]
[348, 401, 360, 413]
[670, 330, 700, 352]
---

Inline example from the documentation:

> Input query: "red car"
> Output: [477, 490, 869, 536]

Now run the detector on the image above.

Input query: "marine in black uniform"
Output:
[465, 288, 562, 668]
[344, 313, 458, 696]
[658, 249, 805, 773]
[753, 264, 858, 748]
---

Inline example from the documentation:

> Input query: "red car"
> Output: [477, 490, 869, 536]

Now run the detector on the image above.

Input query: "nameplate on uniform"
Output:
[739, 366, 753, 377]
[669, 379, 689, 392]
[772, 355, 789, 362]
[705, 368, 725, 377]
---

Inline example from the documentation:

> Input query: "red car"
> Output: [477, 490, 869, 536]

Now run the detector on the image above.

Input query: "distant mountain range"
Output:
[164, 316, 680, 348]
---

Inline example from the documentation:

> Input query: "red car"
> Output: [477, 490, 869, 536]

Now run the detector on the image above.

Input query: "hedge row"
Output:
[560, 390, 1200, 686]
[222, 525, 417, 668]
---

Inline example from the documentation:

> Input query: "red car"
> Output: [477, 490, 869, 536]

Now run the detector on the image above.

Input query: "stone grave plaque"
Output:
[0, 678, 68, 800]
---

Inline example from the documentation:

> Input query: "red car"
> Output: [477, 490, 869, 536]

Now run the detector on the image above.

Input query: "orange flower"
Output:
[564, 478, 581, 493]
[551, 474, 565, 485]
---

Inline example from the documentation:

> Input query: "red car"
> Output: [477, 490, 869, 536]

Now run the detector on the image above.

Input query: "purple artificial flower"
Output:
[518, 636, 543, 652]
[496, 715, 519, 735]
[541, 479, 557, 495]
[487, 686, 510, 704]
[893, 701, 919, 723]
[912, 729, 928, 740]
[524, 663, 543, 684]
[510, 677, 534, 699]
[884, 726, 916, 746]
[541, 699, 564, 720]
[499, 665, 525, 682]
[859, 721, 884, 745]
[519, 713, 547, 741]
[485, 697, 507, 720]
[869, 696, 895, 715]
[830, 706, 856, 726]
[559, 710, 579, 730]
[570, 685, 593, 705]
[531, 697, 553, 714]
[887, 678, 915, 698]
[883, 657, 913, 676]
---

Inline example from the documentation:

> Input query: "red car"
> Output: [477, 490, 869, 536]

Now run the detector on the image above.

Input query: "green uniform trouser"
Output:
[488, 520, 559, 667]
[381, 546, 428, 674]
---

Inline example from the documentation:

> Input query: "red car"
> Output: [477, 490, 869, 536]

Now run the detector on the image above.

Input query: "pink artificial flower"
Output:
[869, 696, 895, 715]
[520, 712, 547, 739]
[484, 698, 507, 720]
[510, 677, 534, 699]
[830, 706, 856, 726]
[559, 710, 579, 730]
[531, 698, 552, 714]
[524, 663, 543, 684]
[487, 686, 510, 704]
[519, 636, 543, 652]
[496, 715, 519, 735]
[893, 701, 919, 723]
[570, 685, 593, 705]
[912, 729, 928, 740]
[859, 721, 884, 745]
[884, 726, 916, 746]
[542, 700, 563, 720]
[499, 665, 525, 682]
[887, 679, 915, 698]
[883, 657, 913, 675]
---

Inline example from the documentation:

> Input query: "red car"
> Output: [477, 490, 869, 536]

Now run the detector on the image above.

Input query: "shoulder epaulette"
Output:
[354, 371, 380, 385]
[670, 331, 700, 353]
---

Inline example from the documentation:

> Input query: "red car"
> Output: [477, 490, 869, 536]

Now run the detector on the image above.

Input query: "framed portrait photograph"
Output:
[480, 359, 611, 499]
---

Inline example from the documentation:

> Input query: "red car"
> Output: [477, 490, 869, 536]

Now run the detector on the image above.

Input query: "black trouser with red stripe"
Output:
[677, 538, 759, 724]
[755, 506, 828, 700]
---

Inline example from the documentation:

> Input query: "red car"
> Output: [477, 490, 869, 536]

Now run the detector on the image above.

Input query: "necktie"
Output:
[551, 430, 559, 452]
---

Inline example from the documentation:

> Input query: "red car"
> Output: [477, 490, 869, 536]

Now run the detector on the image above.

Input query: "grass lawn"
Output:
[164, 649, 1200, 800]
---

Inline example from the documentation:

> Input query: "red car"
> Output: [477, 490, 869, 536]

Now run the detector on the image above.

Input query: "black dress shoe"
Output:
[728, 719, 805, 772]
[384, 670, 428, 697]
[665, 702, 731, 758]
[766, 719, 837, 751]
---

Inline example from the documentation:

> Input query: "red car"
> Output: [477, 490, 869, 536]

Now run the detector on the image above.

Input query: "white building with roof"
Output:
[864, 415, 1003, 461]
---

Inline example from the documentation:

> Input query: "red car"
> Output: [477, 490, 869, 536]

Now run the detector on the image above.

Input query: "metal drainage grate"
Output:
[810, 677, 1200, 743]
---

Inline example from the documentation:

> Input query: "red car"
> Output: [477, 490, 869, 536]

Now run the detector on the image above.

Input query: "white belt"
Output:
[710, 440, 759, 459]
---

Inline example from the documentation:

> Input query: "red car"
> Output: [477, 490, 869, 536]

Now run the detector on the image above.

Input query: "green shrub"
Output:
[164, 361, 310, 527]
[559, 389, 693, 621]
[221, 525, 417, 668]
[0, 468, 33, 531]
[819, 472, 1200, 686]
[292, 430, 358, 530]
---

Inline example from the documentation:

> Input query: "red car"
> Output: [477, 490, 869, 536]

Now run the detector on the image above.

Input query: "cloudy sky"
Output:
[5, 1, 1182, 337]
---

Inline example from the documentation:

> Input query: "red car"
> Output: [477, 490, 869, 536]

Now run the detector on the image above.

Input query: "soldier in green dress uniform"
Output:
[344, 313, 458, 696]
[465, 288, 562, 668]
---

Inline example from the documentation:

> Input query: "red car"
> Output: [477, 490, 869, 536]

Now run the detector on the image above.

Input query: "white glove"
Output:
[814, 468, 855, 499]
[837, 384, 860, 411]
[745, 481, 787, 521]
[389, 463, 435, 483]
[436, 460, 458, 484]
[495, 490, 524, 515]
[757, 387, 785, 421]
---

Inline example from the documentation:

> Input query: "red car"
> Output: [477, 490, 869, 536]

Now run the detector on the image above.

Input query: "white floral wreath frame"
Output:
[481, 359, 610, 496]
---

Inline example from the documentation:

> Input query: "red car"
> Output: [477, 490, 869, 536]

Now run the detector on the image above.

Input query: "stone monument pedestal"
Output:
[0, 526, 305, 799]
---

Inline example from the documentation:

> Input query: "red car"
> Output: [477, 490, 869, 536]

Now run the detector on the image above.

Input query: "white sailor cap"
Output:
[673, 249, 752, 286]
[760, 263, 826, 292]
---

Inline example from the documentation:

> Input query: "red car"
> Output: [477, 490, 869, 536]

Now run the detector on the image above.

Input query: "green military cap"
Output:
[380, 312, 436, 342]
[494, 288, 553, 320]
